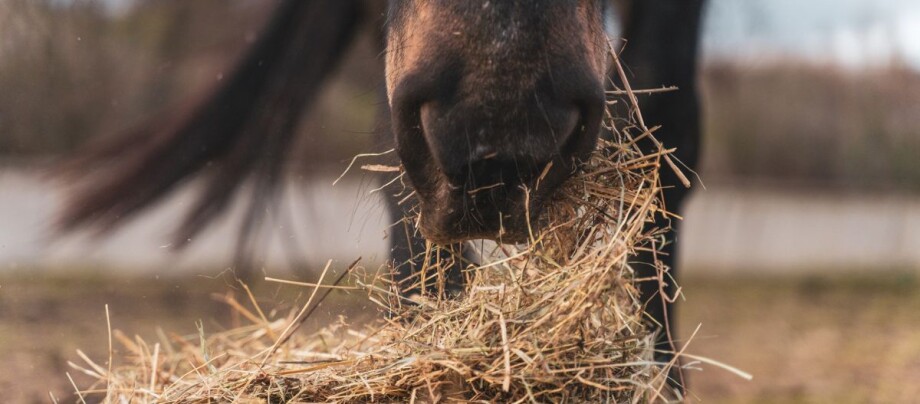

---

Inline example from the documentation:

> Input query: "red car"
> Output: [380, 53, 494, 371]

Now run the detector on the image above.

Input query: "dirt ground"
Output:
[2, 270, 919, 403]
[679, 272, 920, 403]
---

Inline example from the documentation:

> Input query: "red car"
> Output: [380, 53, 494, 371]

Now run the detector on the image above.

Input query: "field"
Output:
[2, 270, 918, 403]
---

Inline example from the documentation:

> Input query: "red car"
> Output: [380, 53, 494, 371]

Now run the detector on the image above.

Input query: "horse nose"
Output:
[390, 57, 605, 190]
[417, 101, 583, 184]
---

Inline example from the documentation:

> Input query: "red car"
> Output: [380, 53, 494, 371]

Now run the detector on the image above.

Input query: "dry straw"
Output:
[67, 49, 721, 403]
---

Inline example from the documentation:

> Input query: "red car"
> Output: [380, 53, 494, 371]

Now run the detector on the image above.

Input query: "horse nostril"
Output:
[465, 157, 515, 190]
[472, 144, 499, 161]
[412, 80, 603, 189]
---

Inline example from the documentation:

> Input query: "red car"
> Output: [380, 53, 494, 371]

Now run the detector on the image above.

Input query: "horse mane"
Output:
[57, 0, 363, 253]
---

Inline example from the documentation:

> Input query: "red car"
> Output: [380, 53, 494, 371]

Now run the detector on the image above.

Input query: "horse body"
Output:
[61, 0, 704, 391]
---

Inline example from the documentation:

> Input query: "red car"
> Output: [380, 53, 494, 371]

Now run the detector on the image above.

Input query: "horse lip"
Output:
[399, 124, 582, 245]
[416, 200, 536, 245]
[413, 163, 568, 245]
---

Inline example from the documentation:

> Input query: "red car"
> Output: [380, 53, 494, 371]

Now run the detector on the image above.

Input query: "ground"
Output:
[680, 272, 920, 403]
[1, 270, 919, 403]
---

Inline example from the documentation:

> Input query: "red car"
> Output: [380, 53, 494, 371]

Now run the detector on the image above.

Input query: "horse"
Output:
[59, 0, 704, 392]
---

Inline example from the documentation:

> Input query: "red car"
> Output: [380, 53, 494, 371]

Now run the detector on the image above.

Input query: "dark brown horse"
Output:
[59, 0, 704, 392]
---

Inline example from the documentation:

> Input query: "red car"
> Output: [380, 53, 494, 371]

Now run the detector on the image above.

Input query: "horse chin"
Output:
[413, 185, 549, 245]
[416, 206, 533, 245]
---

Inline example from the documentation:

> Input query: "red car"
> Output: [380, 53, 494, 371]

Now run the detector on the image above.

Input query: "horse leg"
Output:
[615, 0, 706, 392]
[634, 188, 693, 389]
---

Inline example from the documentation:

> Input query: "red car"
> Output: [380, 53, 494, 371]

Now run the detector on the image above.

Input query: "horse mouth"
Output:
[415, 183, 540, 245]
[395, 139, 598, 245]
[407, 149, 583, 245]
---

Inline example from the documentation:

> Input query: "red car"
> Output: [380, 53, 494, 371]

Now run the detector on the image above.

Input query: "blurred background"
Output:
[1, 0, 919, 402]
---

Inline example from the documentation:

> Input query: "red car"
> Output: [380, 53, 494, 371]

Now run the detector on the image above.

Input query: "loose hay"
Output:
[68, 50, 702, 403]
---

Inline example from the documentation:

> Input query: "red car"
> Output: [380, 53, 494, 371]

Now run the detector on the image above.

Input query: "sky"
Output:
[702, 0, 920, 70]
[93, 0, 920, 71]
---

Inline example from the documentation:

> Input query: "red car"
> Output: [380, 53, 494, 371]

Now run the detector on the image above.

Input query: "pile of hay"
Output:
[67, 55, 694, 403]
